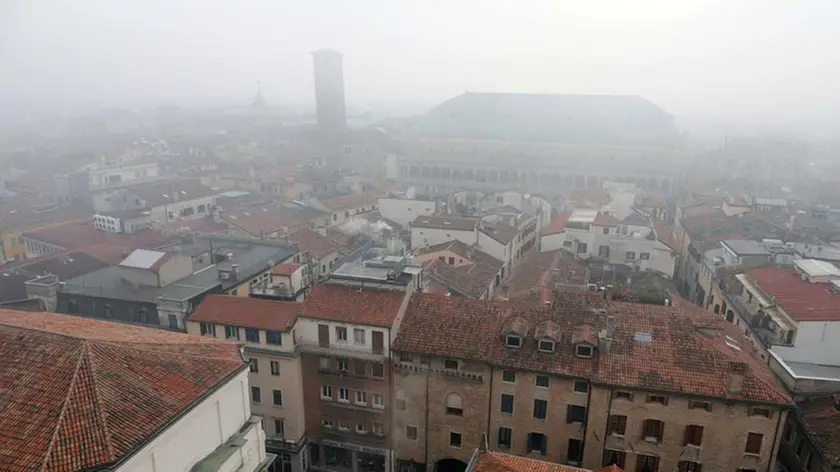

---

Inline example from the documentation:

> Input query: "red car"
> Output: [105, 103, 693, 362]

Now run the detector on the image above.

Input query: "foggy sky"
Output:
[2, 0, 839, 126]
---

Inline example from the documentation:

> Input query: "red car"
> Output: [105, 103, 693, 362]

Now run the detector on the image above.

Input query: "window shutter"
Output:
[695, 426, 703, 446]
[618, 416, 627, 435]
[636, 455, 646, 472]
[683, 426, 691, 446]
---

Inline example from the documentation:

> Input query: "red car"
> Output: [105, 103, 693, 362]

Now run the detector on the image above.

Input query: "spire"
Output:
[252, 80, 267, 108]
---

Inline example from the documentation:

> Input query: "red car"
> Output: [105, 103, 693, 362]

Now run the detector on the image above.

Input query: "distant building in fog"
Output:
[312, 48, 347, 137]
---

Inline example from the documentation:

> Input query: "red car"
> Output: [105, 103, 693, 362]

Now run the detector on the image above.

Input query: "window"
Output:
[450, 431, 462, 448]
[498, 427, 512, 449]
[396, 389, 406, 410]
[266, 331, 282, 345]
[180, 207, 195, 217]
[678, 462, 702, 472]
[273, 390, 283, 406]
[249, 358, 259, 373]
[614, 391, 633, 401]
[336, 358, 348, 372]
[567, 438, 583, 464]
[603, 227, 610, 235]
[224, 325, 239, 340]
[167, 314, 178, 329]
[420, 355, 431, 365]
[319, 357, 331, 371]
[448, 256, 455, 265]
[354, 359, 366, 376]
[338, 388, 349, 403]
[321, 385, 333, 400]
[502, 370, 516, 382]
[563, 241, 573, 248]
[567, 405, 586, 424]
[355, 391, 367, 406]
[353, 328, 366, 345]
[537, 340, 555, 352]
[102, 303, 112, 318]
[68, 299, 79, 313]
[373, 422, 385, 436]
[684, 425, 703, 447]
[275, 419, 285, 437]
[646, 394, 668, 405]
[197, 204, 207, 213]
[444, 359, 459, 370]
[270, 361, 280, 376]
[246, 328, 260, 343]
[602, 450, 626, 469]
[373, 393, 384, 409]
[338, 420, 350, 432]
[372, 362, 384, 379]
[356, 422, 367, 434]
[501, 394, 514, 414]
[626, 251, 636, 260]
[576, 344, 594, 358]
[640, 252, 650, 260]
[573, 380, 589, 393]
[535, 375, 550, 388]
[336, 327, 347, 342]
[745, 433, 763, 454]
[399, 352, 413, 362]
[642, 419, 664, 442]
[505, 335, 522, 348]
[527, 433, 547, 455]
[599, 245, 610, 257]
[533, 399, 548, 420]
[406, 425, 418, 440]
[321, 418, 333, 429]
[689, 400, 711, 412]
[636, 454, 660, 472]
[577, 242, 588, 254]
[749, 407, 772, 418]
[200, 322, 216, 337]
[138, 307, 149, 324]
[609, 415, 627, 436]
[446, 393, 463, 416]
[251, 386, 261, 403]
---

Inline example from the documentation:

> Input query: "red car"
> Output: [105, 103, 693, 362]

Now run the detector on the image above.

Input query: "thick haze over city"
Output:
[3, 0, 840, 136]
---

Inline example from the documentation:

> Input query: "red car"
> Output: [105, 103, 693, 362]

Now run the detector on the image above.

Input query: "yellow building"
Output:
[0, 200, 91, 262]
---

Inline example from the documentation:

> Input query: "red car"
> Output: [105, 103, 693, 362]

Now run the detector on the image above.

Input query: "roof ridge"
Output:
[39, 341, 86, 472]
[85, 341, 118, 461]
[94, 339, 244, 362]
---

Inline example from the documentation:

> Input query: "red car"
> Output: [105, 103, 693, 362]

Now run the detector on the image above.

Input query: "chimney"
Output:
[598, 313, 615, 353]
[604, 284, 614, 300]
[726, 361, 748, 395]
[231, 263, 241, 279]
[606, 313, 616, 339]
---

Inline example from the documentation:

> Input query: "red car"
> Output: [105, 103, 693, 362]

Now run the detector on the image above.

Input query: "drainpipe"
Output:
[767, 408, 784, 472]
[578, 379, 595, 464]
[485, 367, 495, 449]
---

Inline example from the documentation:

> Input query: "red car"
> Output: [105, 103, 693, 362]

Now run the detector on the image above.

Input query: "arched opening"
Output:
[564, 175, 575, 187]
[463, 169, 474, 181]
[587, 175, 599, 189]
[409, 166, 420, 178]
[452, 169, 462, 180]
[518, 172, 528, 186]
[529, 173, 539, 185]
[552, 174, 562, 185]
[435, 459, 468, 472]
[476, 169, 487, 182]
[422, 167, 431, 178]
[575, 174, 586, 188]
[661, 179, 671, 193]
[488, 170, 499, 183]
[431, 167, 441, 179]
[441, 167, 451, 179]
[540, 174, 551, 187]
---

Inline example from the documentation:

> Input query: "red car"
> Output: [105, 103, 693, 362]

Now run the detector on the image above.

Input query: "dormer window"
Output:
[505, 335, 522, 348]
[537, 340, 555, 353]
[576, 344, 594, 358]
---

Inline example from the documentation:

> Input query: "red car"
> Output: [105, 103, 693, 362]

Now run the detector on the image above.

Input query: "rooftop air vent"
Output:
[633, 332, 652, 343]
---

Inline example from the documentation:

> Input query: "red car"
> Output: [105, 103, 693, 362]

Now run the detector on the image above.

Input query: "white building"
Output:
[84, 161, 161, 190]
[378, 196, 438, 227]
[0, 309, 274, 472]
[540, 210, 676, 278]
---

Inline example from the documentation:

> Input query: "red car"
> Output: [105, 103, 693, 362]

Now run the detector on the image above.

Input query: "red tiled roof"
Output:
[795, 396, 840, 466]
[0, 310, 244, 471]
[473, 450, 611, 472]
[190, 295, 300, 331]
[272, 262, 302, 275]
[569, 189, 611, 209]
[540, 213, 571, 236]
[22, 221, 179, 251]
[288, 228, 348, 259]
[641, 194, 669, 209]
[300, 283, 406, 328]
[651, 220, 678, 251]
[320, 191, 380, 211]
[393, 293, 791, 405]
[592, 213, 619, 227]
[744, 267, 840, 322]
[506, 250, 588, 303]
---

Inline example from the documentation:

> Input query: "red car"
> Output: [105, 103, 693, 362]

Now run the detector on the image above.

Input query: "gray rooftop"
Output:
[721, 239, 771, 256]
[62, 235, 297, 303]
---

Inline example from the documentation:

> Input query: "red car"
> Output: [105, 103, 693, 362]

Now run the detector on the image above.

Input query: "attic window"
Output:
[537, 340, 555, 353]
[575, 345, 594, 358]
[505, 335, 522, 348]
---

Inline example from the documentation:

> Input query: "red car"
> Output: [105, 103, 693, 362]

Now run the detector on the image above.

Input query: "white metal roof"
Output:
[567, 209, 598, 224]
[119, 249, 167, 269]
[793, 259, 840, 278]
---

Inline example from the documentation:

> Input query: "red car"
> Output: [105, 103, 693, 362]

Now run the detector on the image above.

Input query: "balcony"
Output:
[299, 340, 386, 361]
[394, 361, 484, 383]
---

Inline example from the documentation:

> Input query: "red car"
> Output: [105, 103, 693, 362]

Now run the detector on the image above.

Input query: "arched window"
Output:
[446, 393, 463, 416]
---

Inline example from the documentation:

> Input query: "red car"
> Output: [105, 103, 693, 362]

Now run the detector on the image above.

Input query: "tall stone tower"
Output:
[312, 48, 347, 137]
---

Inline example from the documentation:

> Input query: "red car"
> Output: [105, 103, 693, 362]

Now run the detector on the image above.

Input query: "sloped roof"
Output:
[320, 190, 380, 211]
[123, 178, 217, 208]
[288, 228, 348, 259]
[300, 283, 406, 328]
[0, 310, 244, 471]
[540, 213, 571, 236]
[393, 292, 791, 406]
[415, 92, 678, 145]
[421, 243, 504, 299]
[743, 266, 840, 322]
[190, 295, 300, 332]
[472, 450, 618, 472]
[506, 249, 588, 303]
[795, 396, 840, 466]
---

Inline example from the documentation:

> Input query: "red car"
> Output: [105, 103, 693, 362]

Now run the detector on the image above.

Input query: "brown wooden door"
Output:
[318, 324, 329, 347]
[372, 330, 384, 354]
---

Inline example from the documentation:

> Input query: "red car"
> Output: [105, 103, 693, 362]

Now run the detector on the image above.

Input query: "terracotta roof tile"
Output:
[473, 450, 607, 472]
[320, 191, 380, 211]
[540, 213, 571, 236]
[300, 283, 407, 328]
[393, 293, 791, 405]
[0, 310, 244, 471]
[416, 241, 503, 299]
[506, 250, 588, 302]
[795, 396, 840, 466]
[189, 295, 300, 332]
[272, 262, 302, 275]
[288, 228, 348, 259]
[744, 266, 840, 322]
[571, 325, 597, 345]
[592, 213, 619, 227]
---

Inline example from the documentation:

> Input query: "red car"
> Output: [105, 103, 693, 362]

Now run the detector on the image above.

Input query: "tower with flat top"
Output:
[312, 48, 347, 136]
